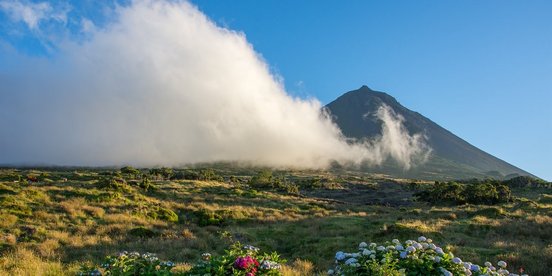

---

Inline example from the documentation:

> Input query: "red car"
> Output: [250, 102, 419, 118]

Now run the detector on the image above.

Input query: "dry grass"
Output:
[0, 168, 550, 275]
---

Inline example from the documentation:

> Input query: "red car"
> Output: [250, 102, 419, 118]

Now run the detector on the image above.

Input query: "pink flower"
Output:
[234, 256, 259, 274]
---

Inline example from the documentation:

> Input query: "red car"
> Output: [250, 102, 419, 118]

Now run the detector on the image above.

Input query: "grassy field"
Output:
[0, 168, 550, 275]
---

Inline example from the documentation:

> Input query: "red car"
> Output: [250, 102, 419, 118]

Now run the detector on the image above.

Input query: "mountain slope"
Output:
[325, 85, 533, 180]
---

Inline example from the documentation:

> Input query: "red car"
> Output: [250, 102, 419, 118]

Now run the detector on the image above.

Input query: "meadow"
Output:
[0, 167, 550, 275]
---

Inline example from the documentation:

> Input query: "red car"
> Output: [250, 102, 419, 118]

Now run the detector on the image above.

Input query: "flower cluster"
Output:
[79, 251, 175, 275]
[329, 236, 528, 276]
[234, 255, 260, 274]
[187, 242, 285, 276]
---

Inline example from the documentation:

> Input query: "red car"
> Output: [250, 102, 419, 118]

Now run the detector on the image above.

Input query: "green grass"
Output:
[0, 168, 550, 275]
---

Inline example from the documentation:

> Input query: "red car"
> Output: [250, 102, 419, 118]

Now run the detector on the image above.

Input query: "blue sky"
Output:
[1, 0, 550, 180]
[192, 0, 552, 180]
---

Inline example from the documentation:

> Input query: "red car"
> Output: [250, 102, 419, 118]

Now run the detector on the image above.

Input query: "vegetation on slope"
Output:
[0, 168, 550, 275]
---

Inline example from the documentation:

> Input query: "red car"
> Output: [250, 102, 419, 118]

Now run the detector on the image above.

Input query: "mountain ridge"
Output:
[325, 85, 534, 180]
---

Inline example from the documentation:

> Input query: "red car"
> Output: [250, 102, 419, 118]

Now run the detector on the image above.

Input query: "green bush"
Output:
[187, 242, 285, 276]
[415, 181, 512, 205]
[79, 251, 175, 276]
[249, 171, 299, 195]
[97, 178, 129, 192]
[329, 236, 515, 276]
[194, 209, 225, 227]
[128, 227, 159, 239]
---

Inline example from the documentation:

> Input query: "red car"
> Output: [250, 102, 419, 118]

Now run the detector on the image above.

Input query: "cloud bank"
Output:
[0, 0, 430, 169]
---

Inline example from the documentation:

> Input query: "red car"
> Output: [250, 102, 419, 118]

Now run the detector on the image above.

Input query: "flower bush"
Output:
[187, 242, 285, 276]
[79, 251, 175, 276]
[328, 236, 528, 276]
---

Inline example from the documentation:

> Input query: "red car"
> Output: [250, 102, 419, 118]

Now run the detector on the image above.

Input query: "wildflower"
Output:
[335, 251, 346, 261]
[359, 242, 368, 248]
[260, 260, 281, 270]
[243, 245, 260, 252]
[497, 261, 507, 268]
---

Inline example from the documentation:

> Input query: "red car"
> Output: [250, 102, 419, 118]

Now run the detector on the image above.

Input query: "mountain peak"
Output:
[337, 86, 400, 108]
[325, 86, 533, 180]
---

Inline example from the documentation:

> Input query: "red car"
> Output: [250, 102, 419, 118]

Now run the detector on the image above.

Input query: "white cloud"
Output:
[0, 0, 68, 30]
[0, 0, 430, 169]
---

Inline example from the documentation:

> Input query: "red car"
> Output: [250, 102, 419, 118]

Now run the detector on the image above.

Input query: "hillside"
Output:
[0, 168, 550, 275]
[325, 86, 533, 180]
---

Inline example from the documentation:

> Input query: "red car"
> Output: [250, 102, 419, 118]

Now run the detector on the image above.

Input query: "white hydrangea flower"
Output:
[369, 243, 377, 248]
[497, 261, 507, 268]
[418, 236, 427, 242]
[392, 239, 400, 244]
[359, 242, 368, 248]
[327, 269, 334, 275]
[386, 245, 395, 251]
[362, 249, 371, 256]
[429, 243, 437, 250]
[485, 261, 492, 267]
[406, 246, 416, 253]
[426, 238, 433, 243]
[370, 254, 376, 259]
[377, 245, 386, 251]
[395, 245, 404, 251]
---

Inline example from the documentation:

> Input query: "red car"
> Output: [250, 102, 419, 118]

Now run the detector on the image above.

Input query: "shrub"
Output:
[249, 171, 299, 195]
[128, 227, 159, 239]
[187, 242, 285, 276]
[79, 251, 175, 276]
[329, 236, 524, 276]
[194, 209, 225, 227]
[141, 206, 179, 223]
[97, 178, 129, 192]
[415, 182, 512, 205]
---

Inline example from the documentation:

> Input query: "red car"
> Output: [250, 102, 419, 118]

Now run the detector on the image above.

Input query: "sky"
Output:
[0, 0, 550, 180]
[191, 0, 552, 180]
